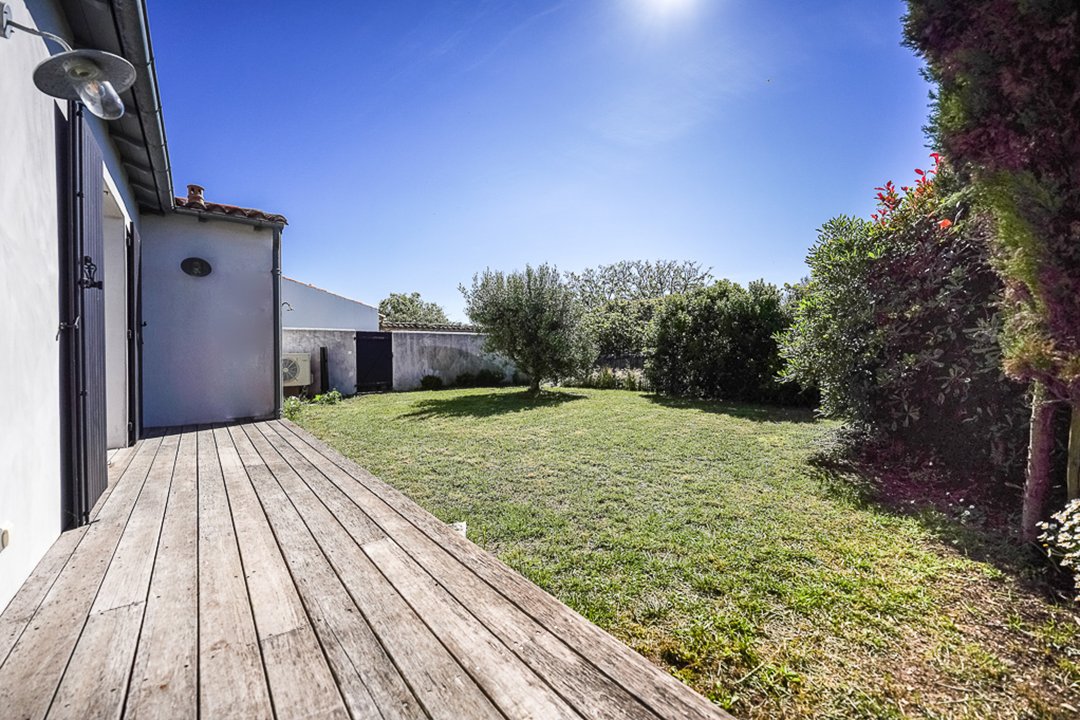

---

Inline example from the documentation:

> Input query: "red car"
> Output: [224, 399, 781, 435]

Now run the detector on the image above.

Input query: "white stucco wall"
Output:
[104, 203, 129, 449]
[391, 332, 516, 391]
[141, 214, 277, 427]
[282, 278, 379, 331]
[0, 0, 139, 609]
[282, 329, 358, 396]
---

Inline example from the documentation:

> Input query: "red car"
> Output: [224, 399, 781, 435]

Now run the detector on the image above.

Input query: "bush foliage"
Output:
[780, 161, 1030, 473]
[461, 264, 596, 394]
[647, 279, 808, 404]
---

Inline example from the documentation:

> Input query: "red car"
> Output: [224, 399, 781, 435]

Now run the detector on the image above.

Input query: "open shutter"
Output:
[77, 108, 108, 519]
[59, 105, 108, 527]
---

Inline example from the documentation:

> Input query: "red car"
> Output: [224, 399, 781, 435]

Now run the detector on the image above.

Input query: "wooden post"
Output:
[1067, 401, 1080, 501]
[1022, 382, 1057, 542]
[319, 346, 330, 395]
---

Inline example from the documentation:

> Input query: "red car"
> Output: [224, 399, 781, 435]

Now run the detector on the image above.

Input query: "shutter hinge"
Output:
[56, 315, 80, 340]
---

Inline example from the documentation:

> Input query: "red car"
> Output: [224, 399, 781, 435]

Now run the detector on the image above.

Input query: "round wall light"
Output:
[181, 257, 212, 277]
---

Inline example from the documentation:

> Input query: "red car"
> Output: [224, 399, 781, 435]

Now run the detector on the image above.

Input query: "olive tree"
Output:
[461, 264, 596, 395]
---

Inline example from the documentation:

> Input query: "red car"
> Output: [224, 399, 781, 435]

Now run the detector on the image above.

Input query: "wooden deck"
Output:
[0, 420, 731, 720]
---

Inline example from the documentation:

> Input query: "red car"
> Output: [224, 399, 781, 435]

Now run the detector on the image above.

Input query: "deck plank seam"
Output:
[42, 434, 167, 720]
[223, 423, 356, 720]
[254, 422, 553, 720]
[260, 422, 611, 720]
[240, 423, 438, 720]
[117, 427, 184, 720]
[208, 424, 280, 720]
[229, 423, 387, 720]
[274, 420, 699, 720]
[0, 527, 88, 669]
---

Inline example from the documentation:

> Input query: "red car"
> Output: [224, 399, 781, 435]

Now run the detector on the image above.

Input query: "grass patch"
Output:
[299, 387, 1080, 719]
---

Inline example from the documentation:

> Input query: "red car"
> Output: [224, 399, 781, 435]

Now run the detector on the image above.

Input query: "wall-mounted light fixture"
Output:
[1, 2, 136, 120]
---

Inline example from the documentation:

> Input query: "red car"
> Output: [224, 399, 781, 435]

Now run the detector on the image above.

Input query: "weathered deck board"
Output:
[0, 435, 163, 720]
[260, 421, 660, 720]
[125, 428, 199, 720]
[0, 421, 732, 720]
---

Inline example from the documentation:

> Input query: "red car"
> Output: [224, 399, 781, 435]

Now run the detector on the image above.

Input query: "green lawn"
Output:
[297, 387, 1079, 719]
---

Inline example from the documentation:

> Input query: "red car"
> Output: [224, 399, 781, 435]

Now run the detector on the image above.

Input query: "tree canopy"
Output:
[378, 292, 449, 325]
[461, 265, 595, 394]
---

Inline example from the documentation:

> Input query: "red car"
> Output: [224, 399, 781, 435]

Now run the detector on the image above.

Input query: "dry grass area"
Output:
[299, 387, 1080, 719]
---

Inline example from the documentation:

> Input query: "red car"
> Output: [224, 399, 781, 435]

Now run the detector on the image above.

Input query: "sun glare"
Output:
[638, 0, 697, 20]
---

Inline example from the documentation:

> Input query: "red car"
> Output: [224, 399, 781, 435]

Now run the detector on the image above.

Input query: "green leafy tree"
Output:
[648, 279, 801, 404]
[378, 292, 449, 325]
[460, 264, 596, 395]
[780, 164, 1029, 478]
[779, 216, 879, 419]
[567, 260, 713, 309]
[905, 0, 1080, 538]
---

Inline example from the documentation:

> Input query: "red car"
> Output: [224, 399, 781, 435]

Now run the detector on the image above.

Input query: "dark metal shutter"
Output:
[355, 332, 394, 391]
[76, 108, 108, 520]
[59, 106, 109, 527]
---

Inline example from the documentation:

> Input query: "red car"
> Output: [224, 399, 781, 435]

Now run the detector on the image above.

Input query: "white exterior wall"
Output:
[104, 205, 129, 449]
[141, 214, 277, 427]
[282, 329, 358, 396]
[0, 0, 139, 609]
[392, 332, 516, 391]
[282, 278, 379, 331]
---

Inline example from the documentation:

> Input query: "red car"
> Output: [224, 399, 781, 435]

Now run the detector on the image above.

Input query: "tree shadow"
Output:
[645, 394, 819, 424]
[400, 389, 586, 420]
[806, 456, 1071, 600]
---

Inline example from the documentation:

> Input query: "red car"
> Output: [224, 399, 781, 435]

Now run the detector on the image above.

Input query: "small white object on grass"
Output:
[451, 521, 467, 538]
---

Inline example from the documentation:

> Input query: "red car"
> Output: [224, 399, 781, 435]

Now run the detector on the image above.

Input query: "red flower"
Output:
[938, 219, 953, 229]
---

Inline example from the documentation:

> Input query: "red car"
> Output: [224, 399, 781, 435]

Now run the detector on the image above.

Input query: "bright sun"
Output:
[637, 0, 697, 22]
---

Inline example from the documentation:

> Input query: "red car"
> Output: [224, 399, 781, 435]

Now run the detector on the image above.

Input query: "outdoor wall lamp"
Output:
[1, 2, 135, 120]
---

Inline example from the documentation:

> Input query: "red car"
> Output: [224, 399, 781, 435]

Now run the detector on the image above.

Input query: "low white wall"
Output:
[282, 329, 358, 396]
[282, 278, 378, 331]
[392, 332, 515, 391]
[141, 213, 277, 427]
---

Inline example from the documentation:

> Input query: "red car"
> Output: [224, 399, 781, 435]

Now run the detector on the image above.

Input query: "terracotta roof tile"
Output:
[175, 195, 287, 225]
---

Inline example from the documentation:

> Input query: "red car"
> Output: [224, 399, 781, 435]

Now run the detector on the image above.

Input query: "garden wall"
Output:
[282, 329, 357, 395]
[392, 331, 515, 390]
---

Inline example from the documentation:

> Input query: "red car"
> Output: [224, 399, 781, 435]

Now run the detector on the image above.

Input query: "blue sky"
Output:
[147, 0, 932, 321]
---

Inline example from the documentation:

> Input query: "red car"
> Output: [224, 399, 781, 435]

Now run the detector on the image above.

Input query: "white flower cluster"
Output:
[1038, 498, 1080, 602]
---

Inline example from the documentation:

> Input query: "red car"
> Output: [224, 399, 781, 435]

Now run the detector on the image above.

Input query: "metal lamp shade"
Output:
[32, 49, 136, 118]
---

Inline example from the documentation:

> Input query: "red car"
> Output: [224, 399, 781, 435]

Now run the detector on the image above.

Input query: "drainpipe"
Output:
[272, 227, 282, 418]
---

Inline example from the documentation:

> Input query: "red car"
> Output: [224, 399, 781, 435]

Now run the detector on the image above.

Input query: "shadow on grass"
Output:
[645, 394, 819, 424]
[401, 389, 586, 420]
[806, 457, 1069, 598]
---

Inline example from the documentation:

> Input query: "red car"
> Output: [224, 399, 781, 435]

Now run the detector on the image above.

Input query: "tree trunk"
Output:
[1021, 381, 1057, 542]
[528, 378, 541, 396]
[1067, 400, 1080, 502]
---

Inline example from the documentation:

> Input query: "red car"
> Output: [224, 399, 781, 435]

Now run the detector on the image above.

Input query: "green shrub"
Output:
[454, 372, 476, 388]
[312, 389, 343, 405]
[780, 162, 1029, 473]
[474, 368, 505, 386]
[283, 396, 303, 421]
[419, 375, 444, 391]
[647, 279, 807, 404]
[567, 366, 652, 392]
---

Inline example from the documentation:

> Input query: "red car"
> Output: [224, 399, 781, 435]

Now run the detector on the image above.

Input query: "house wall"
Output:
[0, 0, 139, 609]
[141, 213, 277, 427]
[392, 332, 515, 391]
[282, 329, 358, 396]
[103, 202, 129, 449]
[282, 278, 379, 331]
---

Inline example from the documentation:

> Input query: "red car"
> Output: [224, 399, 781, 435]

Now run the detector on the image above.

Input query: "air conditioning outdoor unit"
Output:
[282, 352, 312, 387]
